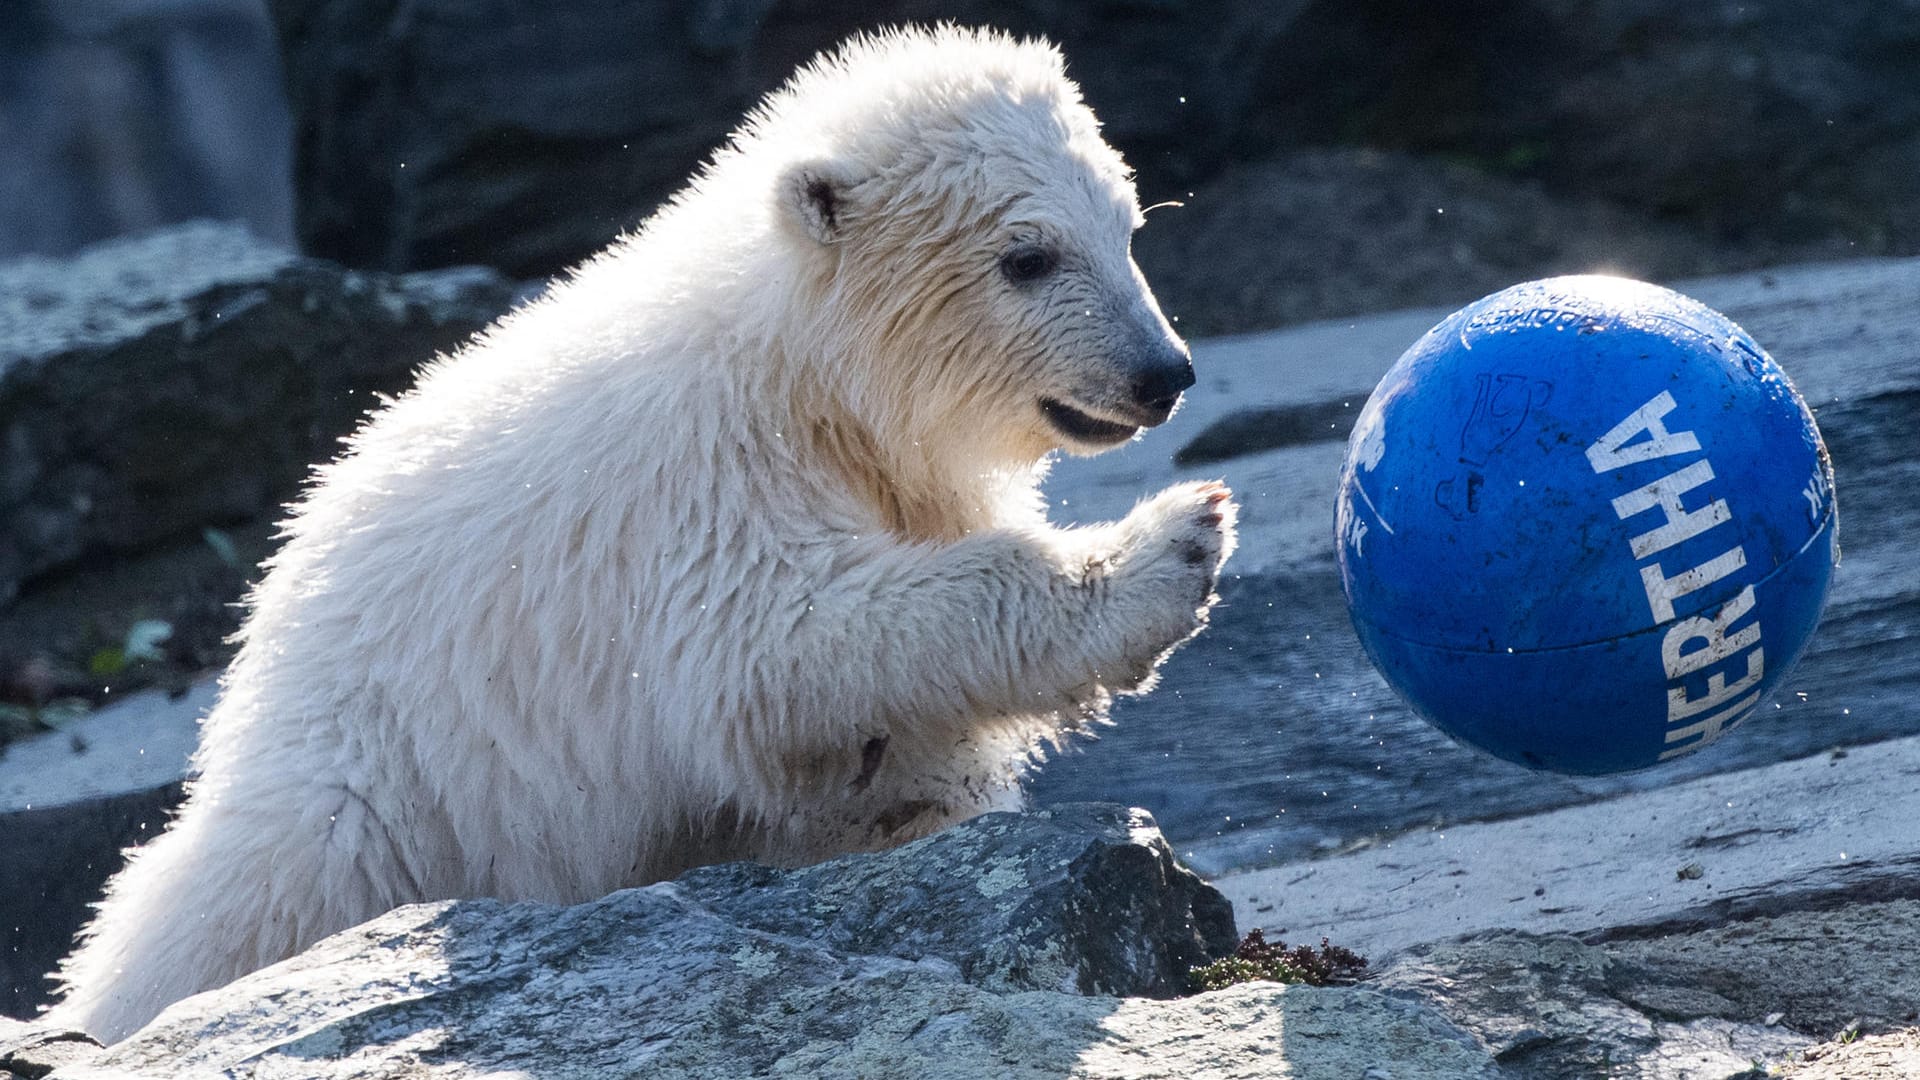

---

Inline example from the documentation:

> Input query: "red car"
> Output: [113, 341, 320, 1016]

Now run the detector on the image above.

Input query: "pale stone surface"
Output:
[1778, 1028, 1920, 1079]
[0, 681, 209, 813]
[1214, 733, 1920, 961]
[0, 1016, 102, 1078]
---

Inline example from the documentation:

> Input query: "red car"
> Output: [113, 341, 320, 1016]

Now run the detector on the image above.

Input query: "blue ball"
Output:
[1335, 276, 1838, 774]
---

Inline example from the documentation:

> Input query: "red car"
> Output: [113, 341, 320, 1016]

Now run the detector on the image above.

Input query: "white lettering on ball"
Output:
[1590, 390, 1763, 759]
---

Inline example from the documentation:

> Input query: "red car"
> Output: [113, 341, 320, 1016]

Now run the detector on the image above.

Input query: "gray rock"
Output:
[1603, 899, 1920, 1039]
[1363, 904, 1920, 1078]
[1376, 933, 1808, 1078]
[78, 805, 1262, 1078]
[46, 805, 1900, 1078]
[86, 971, 1499, 1079]
[0, 222, 517, 605]
[672, 802, 1238, 999]
[0, 1016, 102, 1079]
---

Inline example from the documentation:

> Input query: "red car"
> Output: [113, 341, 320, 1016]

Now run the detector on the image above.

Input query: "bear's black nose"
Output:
[1131, 358, 1196, 417]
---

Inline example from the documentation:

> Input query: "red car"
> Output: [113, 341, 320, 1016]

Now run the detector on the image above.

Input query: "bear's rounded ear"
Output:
[777, 158, 866, 245]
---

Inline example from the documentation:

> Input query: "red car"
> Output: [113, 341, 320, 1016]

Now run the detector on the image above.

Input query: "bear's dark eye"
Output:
[999, 244, 1057, 285]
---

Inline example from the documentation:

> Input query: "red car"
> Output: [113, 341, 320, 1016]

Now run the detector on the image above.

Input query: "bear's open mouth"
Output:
[1040, 398, 1139, 446]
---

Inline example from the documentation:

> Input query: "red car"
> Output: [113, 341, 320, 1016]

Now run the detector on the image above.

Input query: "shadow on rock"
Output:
[71, 805, 1239, 1078]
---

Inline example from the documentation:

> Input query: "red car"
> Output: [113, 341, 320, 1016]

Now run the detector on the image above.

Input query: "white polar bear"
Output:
[51, 26, 1236, 1041]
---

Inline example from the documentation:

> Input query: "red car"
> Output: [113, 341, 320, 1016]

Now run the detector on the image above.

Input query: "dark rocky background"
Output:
[14, 1, 1918, 325]
[4, 0, 1918, 1030]
[262, 0, 1916, 330]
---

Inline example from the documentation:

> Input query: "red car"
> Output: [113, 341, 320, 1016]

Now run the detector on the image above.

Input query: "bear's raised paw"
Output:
[1105, 480, 1239, 665]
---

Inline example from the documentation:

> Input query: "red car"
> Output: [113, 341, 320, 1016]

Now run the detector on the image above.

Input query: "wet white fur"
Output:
[51, 26, 1236, 1041]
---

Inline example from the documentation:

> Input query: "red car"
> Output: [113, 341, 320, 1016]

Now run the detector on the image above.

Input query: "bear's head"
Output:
[764, 27, 1193, 470]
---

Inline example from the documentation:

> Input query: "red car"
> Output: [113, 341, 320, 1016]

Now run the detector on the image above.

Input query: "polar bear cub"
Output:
[52, 25, 1236, 1041]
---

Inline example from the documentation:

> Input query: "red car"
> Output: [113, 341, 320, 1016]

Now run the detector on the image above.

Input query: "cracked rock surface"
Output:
[14, 807, 1915, 1079]
[52, 805, 1252, 1078]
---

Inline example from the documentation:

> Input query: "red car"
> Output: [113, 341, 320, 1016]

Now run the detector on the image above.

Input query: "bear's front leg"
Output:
[775, 480, 1236, 747]
[749, 481, 1234, 859]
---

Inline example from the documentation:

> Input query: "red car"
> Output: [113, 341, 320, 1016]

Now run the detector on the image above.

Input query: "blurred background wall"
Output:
[0, 0, 294, 260]
[6, 0, 1918, 334]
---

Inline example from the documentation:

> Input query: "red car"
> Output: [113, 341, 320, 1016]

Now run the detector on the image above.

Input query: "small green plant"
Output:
[87, 619, 175, 678]
[1189, 929, 1368, 992]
